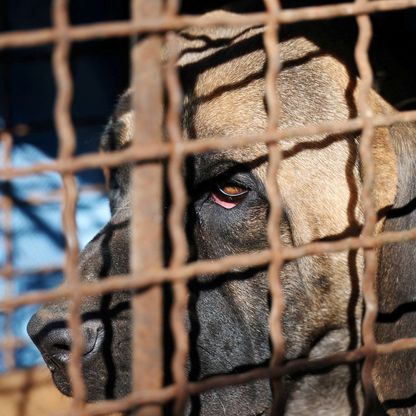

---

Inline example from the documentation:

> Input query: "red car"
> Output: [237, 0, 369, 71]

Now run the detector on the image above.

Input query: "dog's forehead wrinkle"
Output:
[175, 13, 264, 67]
[193, 147, 267, 182]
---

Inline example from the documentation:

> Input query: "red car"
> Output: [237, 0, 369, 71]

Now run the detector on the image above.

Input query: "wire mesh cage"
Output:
[1, 0, 416, 415]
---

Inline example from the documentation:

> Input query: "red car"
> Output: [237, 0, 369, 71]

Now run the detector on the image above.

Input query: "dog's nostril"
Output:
[49, 324, 102, 358]
[53, 342, 71, 352]
[28, 313, 103, 362]
[47, 329, 72, 361]
[82, 323, 103, 356]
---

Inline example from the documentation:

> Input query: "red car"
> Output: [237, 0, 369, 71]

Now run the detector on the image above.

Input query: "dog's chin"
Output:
[50, 366, 131, 402]
[52, 373, 108, 402]
[51, 369, 72, 397]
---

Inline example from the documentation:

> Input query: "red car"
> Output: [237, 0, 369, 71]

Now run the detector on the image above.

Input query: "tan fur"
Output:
[101, 10, 401, 415]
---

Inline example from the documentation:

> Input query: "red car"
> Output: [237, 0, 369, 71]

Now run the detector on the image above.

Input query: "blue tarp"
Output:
[0, 0, 129, 371]
[0, 129, 112, 372]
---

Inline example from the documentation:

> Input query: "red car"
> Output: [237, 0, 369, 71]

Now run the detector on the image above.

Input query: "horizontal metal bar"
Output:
[2, 225, 416, 312]
[66, 337, 416, 416]
[1, 110, 416, 180]
[0, 0, 415, 50]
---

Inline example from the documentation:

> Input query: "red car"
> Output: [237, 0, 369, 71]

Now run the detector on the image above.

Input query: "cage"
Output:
[1, 0, 416, 415]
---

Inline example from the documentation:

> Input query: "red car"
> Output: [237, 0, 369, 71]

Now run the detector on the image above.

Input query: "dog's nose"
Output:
[27, 311, 103, 370]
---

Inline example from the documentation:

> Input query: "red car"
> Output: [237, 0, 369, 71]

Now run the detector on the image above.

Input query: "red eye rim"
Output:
[211, 184, 248, 209]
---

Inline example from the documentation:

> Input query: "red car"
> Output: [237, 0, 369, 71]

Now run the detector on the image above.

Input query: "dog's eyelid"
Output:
[216, 182, 249, 197]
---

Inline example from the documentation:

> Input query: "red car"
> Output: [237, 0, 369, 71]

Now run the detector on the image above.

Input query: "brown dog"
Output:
[28, 10, 416, 415]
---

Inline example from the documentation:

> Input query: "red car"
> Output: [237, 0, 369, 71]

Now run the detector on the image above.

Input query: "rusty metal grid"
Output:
[0, 0, 416, 415]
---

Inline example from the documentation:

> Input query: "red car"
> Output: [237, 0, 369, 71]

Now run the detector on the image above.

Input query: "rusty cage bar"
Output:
[1, 0, 416, 415]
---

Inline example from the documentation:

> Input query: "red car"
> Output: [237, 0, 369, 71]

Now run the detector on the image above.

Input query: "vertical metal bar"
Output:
[130, 1, 164, 415]
[354, 0, 378, 412]
[52, 1, 86, 415]
[262, 0, 285, 413]
[0, 130, 15, 371]
[1, 31, 17, 371]
[164, 0, 189, 413]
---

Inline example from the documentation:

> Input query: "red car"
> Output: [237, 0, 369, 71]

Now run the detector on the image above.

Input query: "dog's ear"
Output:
[360, 90, 398, 230]
[100, 89, 133, 153]
[371, 125, 398, 231]
[373, 121, 416, 413]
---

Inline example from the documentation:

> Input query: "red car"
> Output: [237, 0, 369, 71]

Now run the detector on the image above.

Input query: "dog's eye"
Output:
[211, 183, 248, 209]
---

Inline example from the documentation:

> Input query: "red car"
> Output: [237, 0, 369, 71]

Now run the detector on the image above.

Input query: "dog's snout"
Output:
[27, 310, 103, 370]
